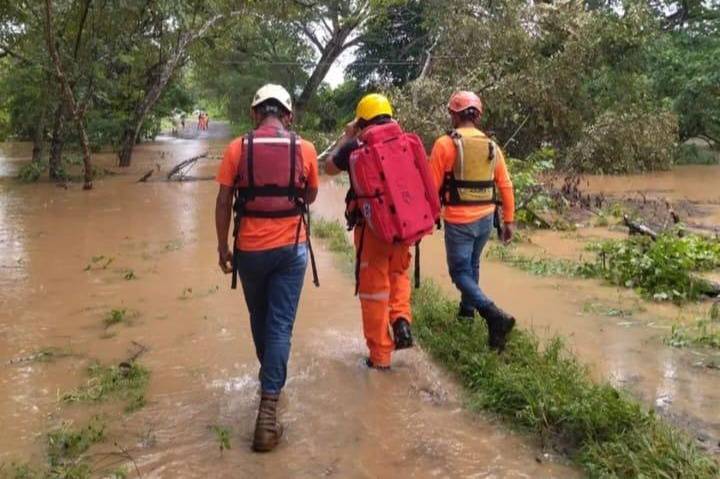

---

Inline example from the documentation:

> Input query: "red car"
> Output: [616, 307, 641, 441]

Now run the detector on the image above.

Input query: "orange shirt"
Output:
[428, 130, 515, 224]
[216, 135, 319, 252]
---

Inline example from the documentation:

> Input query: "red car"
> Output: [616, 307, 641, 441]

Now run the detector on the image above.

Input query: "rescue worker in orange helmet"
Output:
[215, 84, 319, 451]
[325, 94, 413, 370]
[429, 91, 516, 351]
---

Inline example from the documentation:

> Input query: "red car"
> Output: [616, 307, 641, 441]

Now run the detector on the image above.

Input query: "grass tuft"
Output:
[486, 243, 592, 277]
[208, 425, 231, 455]
[62, 361, 149, 412]
[666, 304, 720, 350]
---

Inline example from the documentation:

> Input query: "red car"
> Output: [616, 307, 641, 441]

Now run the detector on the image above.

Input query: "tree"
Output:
[292, 0, 376, 114]
[116, 2, 246, 167]
[348, 0, 433, 88]
[43, 0, 95, 189]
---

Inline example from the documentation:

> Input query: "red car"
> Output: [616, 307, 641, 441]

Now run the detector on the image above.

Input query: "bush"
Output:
[564, 106, 679, 173]
[585, 233, 720, 302]
[676, 143, 719, 165]
[16, 161, 46, 183]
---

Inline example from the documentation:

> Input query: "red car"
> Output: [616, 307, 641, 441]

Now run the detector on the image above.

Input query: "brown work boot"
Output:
[252, 393, 283, 452]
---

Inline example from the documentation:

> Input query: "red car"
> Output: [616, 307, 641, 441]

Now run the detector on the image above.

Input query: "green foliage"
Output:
[16, 161, 47, 183]
[585, 234, 720, 302]
[47, 418, 105, 470]
[62, 361, 149, 411]
[208, 425, 231, 455]
[564, 106, 678, 173]
[103, 308, 134, 328]
[313, 218, 355, 268]
[506, 147, 555, 223]
[348, 0, 430, 87]
[412, 281, 719, 478]
[676, 143, 719, 165]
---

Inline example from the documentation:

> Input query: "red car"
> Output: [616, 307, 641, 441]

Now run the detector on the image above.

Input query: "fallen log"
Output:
[167, 152, 208, 180]
[623, 214, 658, 240]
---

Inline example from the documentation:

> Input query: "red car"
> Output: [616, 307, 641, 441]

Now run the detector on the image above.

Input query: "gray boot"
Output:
[252, 393, 283, 452]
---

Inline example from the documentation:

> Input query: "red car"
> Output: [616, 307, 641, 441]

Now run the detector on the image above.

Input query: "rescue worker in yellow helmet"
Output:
[326, 93, 414, 370]
[428, 91, 516, 351]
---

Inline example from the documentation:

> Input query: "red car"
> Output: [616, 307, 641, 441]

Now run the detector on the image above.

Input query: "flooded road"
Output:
[0, 128, 577, 477]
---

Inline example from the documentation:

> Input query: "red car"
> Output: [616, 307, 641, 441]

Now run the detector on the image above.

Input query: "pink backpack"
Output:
[349, 122, 440, 245]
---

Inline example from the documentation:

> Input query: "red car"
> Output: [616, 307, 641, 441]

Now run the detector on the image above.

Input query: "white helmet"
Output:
[251, 84, 292, 112]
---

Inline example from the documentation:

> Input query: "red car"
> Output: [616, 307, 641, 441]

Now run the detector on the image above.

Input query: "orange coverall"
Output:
[354, 225, 412, 367]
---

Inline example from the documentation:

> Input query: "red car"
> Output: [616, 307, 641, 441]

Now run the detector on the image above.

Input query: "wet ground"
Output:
[0, 124, 577, 477]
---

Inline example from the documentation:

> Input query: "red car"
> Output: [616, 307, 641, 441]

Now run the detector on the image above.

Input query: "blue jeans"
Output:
[236, 243, 308, 395]
[444, 215, 494, 311]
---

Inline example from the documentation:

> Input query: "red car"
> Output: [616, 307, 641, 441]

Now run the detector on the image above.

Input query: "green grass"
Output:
[412, 282, 719, 478]
[62, 361, 149, 412]
[208, 425, 231, 455]
[1, 417, 106, 479]
[103, 309, 127, 327]
[486, 243, 592, 278]
[666, 303, 720, 350]
[312, 219, 720, 476]
[313, 217, 355, 268]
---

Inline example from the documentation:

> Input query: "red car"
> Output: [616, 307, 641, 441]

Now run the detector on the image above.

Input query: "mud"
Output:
[0, 127, 577, 477]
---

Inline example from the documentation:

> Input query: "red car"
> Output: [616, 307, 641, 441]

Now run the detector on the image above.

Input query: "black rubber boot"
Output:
[392, 317, 413, 350]
[478, 303, 516, 352]
[457, 302, 475, 322]
[252, 393, 283, 452]
[365, 358, 391, 371]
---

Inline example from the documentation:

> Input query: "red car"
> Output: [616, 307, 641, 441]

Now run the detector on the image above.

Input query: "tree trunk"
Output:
[43, 0, 93, 189]
[118, 50, 185, 167]
[117, 12, 234, 167]
[49, 104, 65, 180]
[295, 29, 353, 115]
[31, 103, 47, 164]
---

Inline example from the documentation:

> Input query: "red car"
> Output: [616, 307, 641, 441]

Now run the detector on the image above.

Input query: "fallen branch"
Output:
[166, 152, 208, 180]
[623, 214, 658, 240]
[515, 185, 544, 212]
[137, 169, 154, 182]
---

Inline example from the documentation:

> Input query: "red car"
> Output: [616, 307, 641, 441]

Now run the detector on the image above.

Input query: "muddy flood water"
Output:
[1, 124, 719, 477]
[0, 126, 578, 478]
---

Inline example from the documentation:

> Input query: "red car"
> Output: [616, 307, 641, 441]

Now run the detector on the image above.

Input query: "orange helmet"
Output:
[447, 91, 483, 114]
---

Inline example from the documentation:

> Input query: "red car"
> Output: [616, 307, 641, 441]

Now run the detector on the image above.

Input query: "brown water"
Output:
[0, 127, 577, 477]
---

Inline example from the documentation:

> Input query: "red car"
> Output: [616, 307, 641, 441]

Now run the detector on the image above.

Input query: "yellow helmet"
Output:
[355, 93, 393, 121]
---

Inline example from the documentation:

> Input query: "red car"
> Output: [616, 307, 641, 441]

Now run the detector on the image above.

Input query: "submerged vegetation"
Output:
[62, 361, 149, 413]
[314, 218, 720, 476]
[666, 303, 720, 350]
[585, 233, 720, 303]
[411, 282, 719, 478]
[1, 417, 107, 479]
[313, 218, 355, 268]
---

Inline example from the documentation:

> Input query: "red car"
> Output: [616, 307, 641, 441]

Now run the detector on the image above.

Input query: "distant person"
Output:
[429, 91, 516, 351]
[325, 94, 439, 369]
[214, 84, 319, 452]
[204, 112, 210, 130]
[180, 113, 186, 130]
[197, 111, 203, 130]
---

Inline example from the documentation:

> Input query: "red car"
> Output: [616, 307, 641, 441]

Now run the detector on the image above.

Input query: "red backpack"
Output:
[348, 121, 440, 246]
